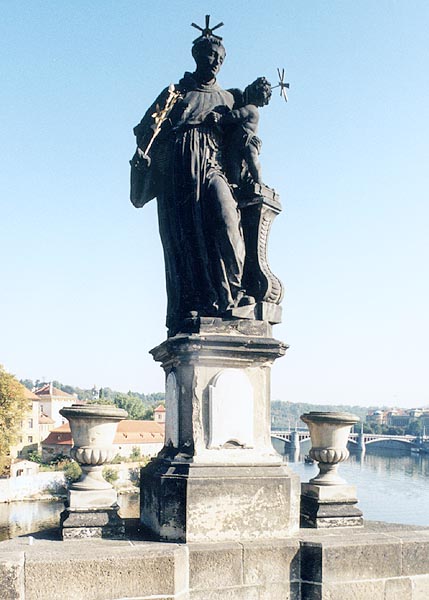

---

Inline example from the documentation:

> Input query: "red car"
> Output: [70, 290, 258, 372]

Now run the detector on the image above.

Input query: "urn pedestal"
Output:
[59, 405, 127, 540]
[140, 318, 300, 542]
[300, 411, 363, 528]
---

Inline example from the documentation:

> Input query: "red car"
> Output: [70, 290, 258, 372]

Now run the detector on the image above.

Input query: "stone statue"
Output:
[130, 18, 284, 336]
[217, 76, 272, 186]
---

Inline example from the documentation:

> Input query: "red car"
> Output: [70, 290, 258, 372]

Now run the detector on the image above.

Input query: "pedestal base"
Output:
[67, 487, 117, 509]
[300, 482, 363, 529]
[60, 505, 125, 540]
[140, 459, 300, 542]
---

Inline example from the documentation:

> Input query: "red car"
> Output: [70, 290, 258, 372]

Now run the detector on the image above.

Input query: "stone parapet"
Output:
[1, 522, 429, 599]
[299, 521, 429, 599]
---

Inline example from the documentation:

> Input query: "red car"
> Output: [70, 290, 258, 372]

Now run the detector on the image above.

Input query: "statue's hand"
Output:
[205, 111, 222, 126]
[130, 148, 151, 172]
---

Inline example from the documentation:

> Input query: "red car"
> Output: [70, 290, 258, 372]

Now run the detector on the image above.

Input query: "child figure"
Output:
[221, 76, 272, 186]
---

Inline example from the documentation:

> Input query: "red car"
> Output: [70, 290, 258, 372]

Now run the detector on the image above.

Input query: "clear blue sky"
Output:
[1, 1, 428, 408]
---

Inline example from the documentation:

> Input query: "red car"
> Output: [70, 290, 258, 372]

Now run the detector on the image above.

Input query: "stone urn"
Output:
[60, 404, 128, 508]
[59, 404, 127, 539]
[301, 412, 359, 485]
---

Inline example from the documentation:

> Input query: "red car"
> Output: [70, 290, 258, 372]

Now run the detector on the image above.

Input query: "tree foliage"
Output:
[111, 393, 153, 420]
[270, 400, 368, 430]
[63, 460, 82, 483]
[19, 375, 165, 421]
[0, 365, 30, 475]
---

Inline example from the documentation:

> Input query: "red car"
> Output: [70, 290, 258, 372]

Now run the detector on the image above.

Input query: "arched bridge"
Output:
[271, 430, 421, 452]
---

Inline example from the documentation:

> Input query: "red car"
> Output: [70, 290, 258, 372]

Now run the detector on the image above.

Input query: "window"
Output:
[28, 418, 33, 429]
[28, 436, 33, 443]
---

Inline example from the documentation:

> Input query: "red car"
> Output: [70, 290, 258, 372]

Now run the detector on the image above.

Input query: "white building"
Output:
[34, 383, 78, 427]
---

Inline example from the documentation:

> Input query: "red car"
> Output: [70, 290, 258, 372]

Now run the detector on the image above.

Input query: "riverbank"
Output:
[0, 461, 142, 504]
[0, 471, 65, 503]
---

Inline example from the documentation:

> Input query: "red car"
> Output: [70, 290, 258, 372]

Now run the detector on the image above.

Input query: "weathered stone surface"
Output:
[320, 580, 385, 600]
[141, 460, 300, 542]
[192, 316, 273, 337]
[300, 492, 363, 529]
[412, 575, 429, 599]
[242, 538, 300, 584]
[300, 542, 322, 583]
[61, 506, 125, 539]
[0, 551, 24, 600]
[318, 538, 402, 581]
[260, 582, 300, 600]
[22, 539, 188, 600]
[384, 577, 413, 600]
[402, 537, 429, 575]
[165, 371, 179, 447]
[143, 327, 299, 543]
[208, 369, 254, 448]
[301, 582, 322, 600]
[299, 523, 429, 599]
[67, 487, 117, 509]
[189, 586, 260, 600]
[299, 523, 416, 583]
[2, 520, 429, 599]
[188, 542, 243, 590]
[301, 483, 358, 502]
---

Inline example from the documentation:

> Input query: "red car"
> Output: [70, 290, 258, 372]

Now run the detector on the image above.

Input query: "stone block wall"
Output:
[299, 522, 429, 600]
[1, 522, 429, 599]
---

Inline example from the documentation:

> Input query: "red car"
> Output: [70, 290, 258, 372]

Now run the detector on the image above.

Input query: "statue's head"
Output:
[192, 36, 226, 82]
[245, 77, 272, 107]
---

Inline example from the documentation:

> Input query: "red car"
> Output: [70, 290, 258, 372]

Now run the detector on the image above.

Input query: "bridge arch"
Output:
[364, 437, 413, 447]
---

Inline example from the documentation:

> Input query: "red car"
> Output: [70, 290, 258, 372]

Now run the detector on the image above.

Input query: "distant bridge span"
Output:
[271, 430, 419, 451]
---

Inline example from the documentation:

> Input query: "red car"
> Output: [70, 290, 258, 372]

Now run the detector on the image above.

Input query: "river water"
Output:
[0, 492, 140, 542]
[1, 448, 428, 540]
[289, 442, 429, 527]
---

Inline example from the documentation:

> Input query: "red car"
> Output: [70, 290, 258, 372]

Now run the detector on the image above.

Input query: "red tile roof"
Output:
[42, 420, 165, 447]
[154, 404, 166, 413]
[39, 413, 55, 424]
[23, 387, 41, 400]
[35, 384, 75, 398]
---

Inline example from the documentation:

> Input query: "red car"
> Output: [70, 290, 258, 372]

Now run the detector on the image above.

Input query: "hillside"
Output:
[271, 400, 367, 430]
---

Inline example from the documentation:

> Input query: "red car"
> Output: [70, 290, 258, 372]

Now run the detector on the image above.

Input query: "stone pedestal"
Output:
[140, 319, 300, 542]
[60, 506, 125, 540]
[300, 411, 363, 529]
[59, 405, 127, 540]
[301, 483, 363, 529]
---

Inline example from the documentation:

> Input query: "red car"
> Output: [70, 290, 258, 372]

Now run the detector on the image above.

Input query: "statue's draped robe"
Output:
[131, 73, 246, 334]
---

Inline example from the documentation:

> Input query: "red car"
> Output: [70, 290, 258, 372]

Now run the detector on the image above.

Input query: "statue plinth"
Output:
[140, 319, 300, 542]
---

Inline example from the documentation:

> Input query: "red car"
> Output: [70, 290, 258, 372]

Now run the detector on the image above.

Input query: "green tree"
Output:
[102, 466, 119, 485]
[63, 460, 82, 483]
[0, 365, 30, 475]
[112, 393, 148, 420]
[407, 419, 423, 436]
[143, 406, 154, 420]
[130, 446, 142, 461]
[19, 379, 34, 391]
